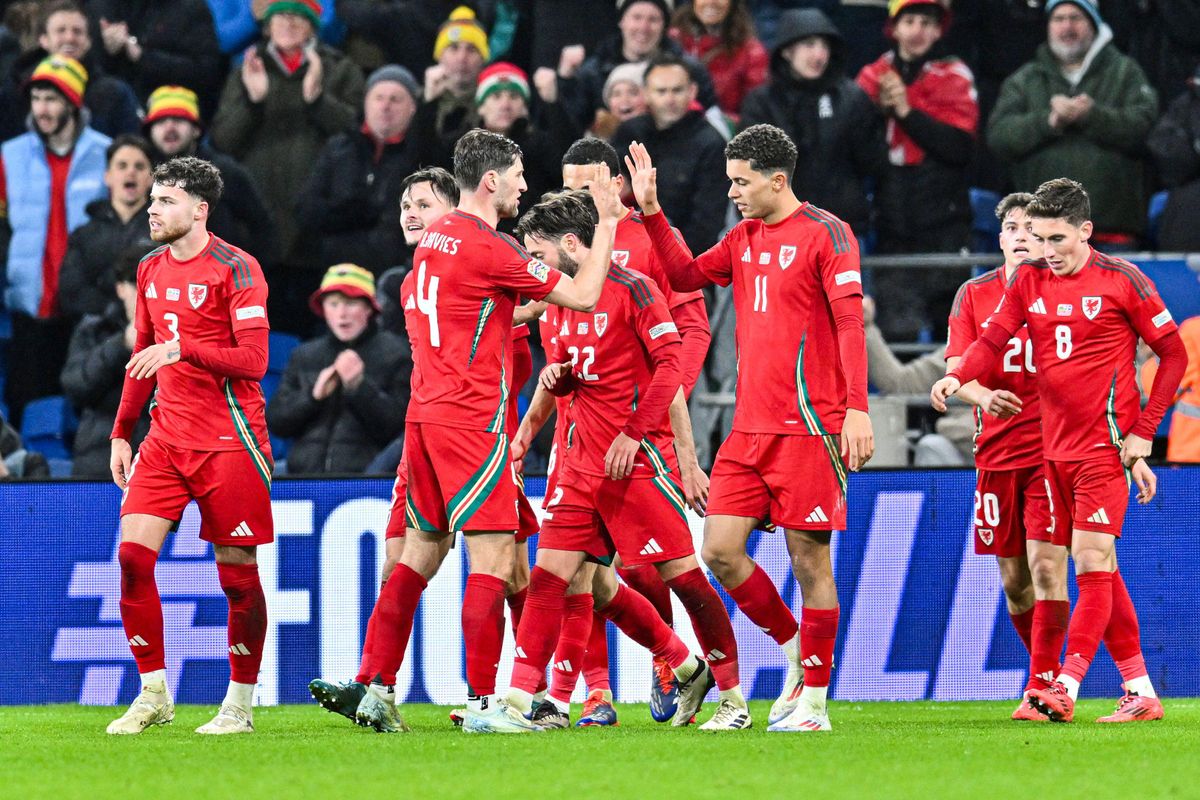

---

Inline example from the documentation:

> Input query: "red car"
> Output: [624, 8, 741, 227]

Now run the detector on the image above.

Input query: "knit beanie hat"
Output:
[434, 6, 490, 61]
[475, 62, 529, 106]
[309, 264, 381, 315]
[603, 61, 648, 101]
[1045, 0, 1102, 31]
[366, 64, 421, 103]
[263, 0, 322, 28]
[28, 56, 87, 108]
[616, 0, 674, 21]
[143, 85, 202, 129]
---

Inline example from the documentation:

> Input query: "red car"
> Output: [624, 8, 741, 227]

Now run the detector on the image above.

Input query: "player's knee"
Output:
[380, 556, 401, 584]
[700, 542, 738, 580]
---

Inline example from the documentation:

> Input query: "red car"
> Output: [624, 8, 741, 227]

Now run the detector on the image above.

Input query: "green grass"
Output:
[1, 701, 1197, 800]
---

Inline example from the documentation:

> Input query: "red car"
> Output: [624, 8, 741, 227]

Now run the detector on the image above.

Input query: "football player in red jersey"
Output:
[499, 189, 748, 731]
[626, 124, 874, 733]
[106, 157, 272, 736]
[352, 130, 624, 734]
[934, 178, 1187, 723]
[945, 193, 1068, 721]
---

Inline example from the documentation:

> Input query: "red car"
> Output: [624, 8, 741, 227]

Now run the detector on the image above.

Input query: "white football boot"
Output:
[106, 688, 174, 735]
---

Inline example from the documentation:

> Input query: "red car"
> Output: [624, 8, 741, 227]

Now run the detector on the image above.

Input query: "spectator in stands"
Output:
[58, 133, 151, 318]
[88, 0, 223, 112]
[296, 65, 421, 275]
[338, 1, 496, 78]
[210, 0, 365, 306]
[1104, 0, 1200, 107]
[863, 294, 974, 465]
[588, 60, 647, 141]
[267, 264, 411, 474]
[419, 6, 489, 156]
[612, 53, 729, 253]
[0, 3, 42, 82]
[0, 412, 49, 479]
[1148, 67, 1200, 251]
[59, 244, 149, 478]
[143, 85, 277, 266]
[740, 8, 885, 238]
[529, 0, 618, 72]
[857, 0, 977, 341]
[0, 56, 110, 428]
[669, 0, 768, 118]
[558, 0, 718, 132]
[988, 0, 1158, 249]
[0, 1, 140, 141]
[1141, 307, 1200, 463]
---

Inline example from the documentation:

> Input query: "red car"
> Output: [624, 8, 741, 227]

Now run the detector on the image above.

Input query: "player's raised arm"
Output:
[541, 165, 621, 312]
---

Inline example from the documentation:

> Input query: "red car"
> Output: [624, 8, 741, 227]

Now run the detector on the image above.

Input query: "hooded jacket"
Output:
[739, 9, 885, 236]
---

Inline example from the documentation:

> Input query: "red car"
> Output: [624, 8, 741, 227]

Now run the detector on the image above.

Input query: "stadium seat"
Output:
[1146, 190, 1169, 248]
[268, 331, 301, 374]
[970, 188, 1002, 253]
[20, 395, 77, 460]
[47, 458, 73, 478]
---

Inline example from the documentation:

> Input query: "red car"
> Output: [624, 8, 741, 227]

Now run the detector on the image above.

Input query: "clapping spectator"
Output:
[669, 0, 768, 119]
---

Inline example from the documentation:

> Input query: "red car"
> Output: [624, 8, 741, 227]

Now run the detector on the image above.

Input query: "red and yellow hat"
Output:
[143, 85, 202, 129]
[309, 263, 381, 316]
[28, 56, 88, 108]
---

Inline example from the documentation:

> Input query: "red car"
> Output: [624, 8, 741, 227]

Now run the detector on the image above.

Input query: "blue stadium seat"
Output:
[47, 458, 73, 478]
[1146, 190, 1169, 247]
[20, 396, 77, 460]
[970, 188, 1002, 253]
[268, 332, 301, 374]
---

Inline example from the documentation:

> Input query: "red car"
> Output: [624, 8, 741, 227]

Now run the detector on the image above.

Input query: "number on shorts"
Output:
[974, 491, 1000, 527]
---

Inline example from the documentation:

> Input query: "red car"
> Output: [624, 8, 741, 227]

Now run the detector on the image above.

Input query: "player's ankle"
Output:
[140, 669, 168, 695]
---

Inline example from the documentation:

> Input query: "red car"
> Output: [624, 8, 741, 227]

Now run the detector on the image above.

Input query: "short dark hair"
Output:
[514, 190, 598, 248]
[725, 124, 797, 181]
[401, 166, 460, 206]
[1027, 178, 1090, 227]
[40, 0, 85, 33]
[113, 241, 153, 285]
[562, 138, 620, 177]
[453, 128, 523, 191]
[152, 156, 223, 208]
[644, 52, 693, 84]
[106, 134, 153, 166]
[994, 191, 1035, 221]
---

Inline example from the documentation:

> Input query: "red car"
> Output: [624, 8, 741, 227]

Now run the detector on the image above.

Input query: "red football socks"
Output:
[666, 568, 739, 690]
[1009, 606, 1034, 655]
[550, 593, 594, 704]
[1029, 599, 1069, 689]
[462, 573, 508, 697]
[1060, 571, 1114, 684]
[509, 567, 568, 695]
[216, 562, 268, 684]
[507, 586, 527, 632]
[618, 564, 674, 627]
[726, 563, 799, 646]
[582, 610, 611, 691]
[598, 584, 691, 669]
[800, 606, 839, 688]
[356, 563, 426, 685]
[118, 542, 165, 674]
[1104, 569, 1147, 679]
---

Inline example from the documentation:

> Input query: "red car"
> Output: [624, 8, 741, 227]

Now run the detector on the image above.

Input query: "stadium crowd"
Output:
[1, 0, 1199, 476]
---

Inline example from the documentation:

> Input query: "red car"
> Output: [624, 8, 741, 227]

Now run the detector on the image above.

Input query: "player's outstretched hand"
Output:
[979, 389, 1023, 419]
[930, 376, 960, 413]
[126, 341, 180, 380]
[110, 438, 132, 490]
[624, 141, 659, 215]
[605, 432, 640, 479]
[539, 361, 571, 393]
[1131, 458, 1157, 504]
[680, 463, 709, 515]
[587, 163, 623, 226]
[1120, 432, 1152, 468]
[840, 408, 874, 472]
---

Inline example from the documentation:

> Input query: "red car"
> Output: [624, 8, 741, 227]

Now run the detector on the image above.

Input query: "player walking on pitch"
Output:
[933, 178, 1185, 723]
[107, 157, 273, 735]
[626, 124, 874, 732]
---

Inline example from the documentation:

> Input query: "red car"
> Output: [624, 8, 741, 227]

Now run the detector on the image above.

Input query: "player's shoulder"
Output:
[136, 244, 169, 281]
[793, 203, 855, 255]
[1091, 251, 1154, 299]
[606, 264, 659, 309]
[208, 235, 263, 288]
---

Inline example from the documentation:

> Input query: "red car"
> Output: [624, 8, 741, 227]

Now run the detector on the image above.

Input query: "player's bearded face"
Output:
[1030, 216, 1092, 276]
[493, 160, 527, 219]
[148, 184, 199, 243]
[522, 234, 579, 277]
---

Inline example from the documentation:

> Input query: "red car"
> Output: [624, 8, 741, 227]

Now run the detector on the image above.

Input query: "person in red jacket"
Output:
[669, 0, 767, 120]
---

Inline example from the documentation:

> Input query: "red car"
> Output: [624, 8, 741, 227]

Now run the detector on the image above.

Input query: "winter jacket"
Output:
[210, 40, 365, 262]
[1147, 81, 1200, 251]
[266, 324, 411, 474]
[670, 27, 769, 117]
[612, 110, 729, 254]
[295, 127, 421, 273]
[740, 9, 885, 236]
[857, 48, 977, 249]
[1, 126, 110, 317]
[192, 141, 278, 269]
[60, 301, 149, 477]
[58, 198, 150, 319]
[0, 48, 141, 142]
[560, 35, 719, 131]
[988, 28, 1158, 238]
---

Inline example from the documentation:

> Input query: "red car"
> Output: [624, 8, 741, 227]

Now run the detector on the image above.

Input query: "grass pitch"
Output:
[2, 700, 1197, 800]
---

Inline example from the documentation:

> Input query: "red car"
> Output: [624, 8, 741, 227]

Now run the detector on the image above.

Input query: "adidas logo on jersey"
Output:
[1086, 508, 1110, 525]
[805, 506, 829, 524]
[128, 635, 149, 647]
[741, 247, 752, 263]
[1028, 298, 1047, 314]
[639, 538, 664, 556]
[145, 282, 158, 299]
[229, 521, 254, 538]
[229, 643, 252, 656]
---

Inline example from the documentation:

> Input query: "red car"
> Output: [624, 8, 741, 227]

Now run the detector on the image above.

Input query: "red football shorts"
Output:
[384, 451, 409, 540]
[706, 431, 847, 530]
[516, 487, 539, 543]
[973, 464, 1054, 557]
[539, 465, 694, 567]
[542, 442, 560, 512]
[1044, 451, 1130, 542]
[404, 421, 519, 533]
[120, 435, 274, 546]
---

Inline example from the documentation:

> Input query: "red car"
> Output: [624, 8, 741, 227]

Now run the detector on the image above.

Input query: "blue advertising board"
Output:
[2, 468, 1197, 706]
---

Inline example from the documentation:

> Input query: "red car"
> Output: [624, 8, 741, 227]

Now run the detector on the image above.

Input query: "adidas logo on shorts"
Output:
[1086, 508, 1110, 525]
[229, 521, 254, 538]
[639, 538, 664, 556]
[805, 506, 829, 524]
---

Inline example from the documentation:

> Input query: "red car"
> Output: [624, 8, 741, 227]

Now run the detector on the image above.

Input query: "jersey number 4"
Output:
[416, 261, 440, 348]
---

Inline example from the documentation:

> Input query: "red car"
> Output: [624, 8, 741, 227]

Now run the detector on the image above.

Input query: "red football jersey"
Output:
[946, 267, 1042, 470]
[615, 210, 704, 311]
[135, 235, 270, 452]
[977, 249, 1178, 461]
[539, 305, 571, 471]
[548, 267, 680, 478]
[406, 210, 564, 432]
[400, 270, 422, 391]
[691, 203, 861, 435]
